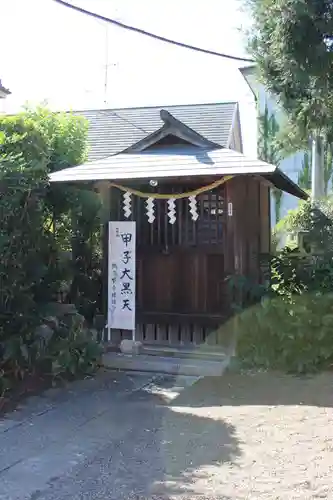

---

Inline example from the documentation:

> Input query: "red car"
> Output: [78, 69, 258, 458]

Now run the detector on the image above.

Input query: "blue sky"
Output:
[0, 0, 256, 154]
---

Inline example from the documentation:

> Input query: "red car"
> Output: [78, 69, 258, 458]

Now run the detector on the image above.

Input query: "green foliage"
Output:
[247, 0, 333, 137]
[324, 142, 333, 194]
[233, 239, 333, 373]
[276, 196, 333, 253]
[231, 194, 333, 373]
[296, 142, 333, 194]
[0, 153, 49, 339]
[237, 292, 333, 373]
[258, 101, 281, 164]
[48, 316, 102, 378]
[257, 101, 284, 223]
[298, 151, 311, 191]
[0, 106, 102, 396]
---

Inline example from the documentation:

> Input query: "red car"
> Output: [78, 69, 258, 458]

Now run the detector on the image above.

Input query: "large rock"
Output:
[120, 339, 143, 355]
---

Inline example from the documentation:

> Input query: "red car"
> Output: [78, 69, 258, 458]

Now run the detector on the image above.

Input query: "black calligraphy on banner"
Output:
[111, 263, 117, 307]
[109, 221, 136, 331]
[116, 229, 134, 313]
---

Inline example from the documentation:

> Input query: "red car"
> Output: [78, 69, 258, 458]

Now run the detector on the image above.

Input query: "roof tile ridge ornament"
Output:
[159, 108, 221, 149]
[0, 78, 11, 96]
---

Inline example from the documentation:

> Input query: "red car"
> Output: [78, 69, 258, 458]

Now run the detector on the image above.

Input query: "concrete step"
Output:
[141, 344, 230, 360]
[102, 352, 230, 377]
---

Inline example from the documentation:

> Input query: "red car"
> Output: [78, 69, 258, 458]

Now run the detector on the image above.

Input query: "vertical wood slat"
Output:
[223, 180, 236, 277]
[185, 195, 190, 246]
[260, 183, 270, 254]
[180, 324, 192, 345]
[247, 177, 260, 279]
[156, 324, 168, 344]
[171, 186, 176, 246]
[135, 324, 144, 342]
[110, 329, 121, 343]
[215, 193, 220, 243]
[145, 324, 156, 343]
[136, 195, 141, 243]
[178, 190, 183, 246]
[157, 194, 162, 246]
[168, 324, 180, 344]
[232, 177, 248, 276]
[164, 199, 169, 248]
[193, 325, 204, 345]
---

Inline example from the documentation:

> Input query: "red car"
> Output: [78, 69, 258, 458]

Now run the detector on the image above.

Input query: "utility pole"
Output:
[311, 135, 324, 204]
[104, 25, 109, 106]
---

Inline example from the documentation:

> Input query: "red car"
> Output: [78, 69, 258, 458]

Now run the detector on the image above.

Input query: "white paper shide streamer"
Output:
[123, 191, 132, 219]
[167, 198, 176, 224]
[146, 197, 155, 223]
[188, 195, 199, 221]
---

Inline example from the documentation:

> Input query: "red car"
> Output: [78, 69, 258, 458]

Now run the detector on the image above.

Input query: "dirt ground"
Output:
[2, 369, 333, 500]
[158, 371, 333, 499]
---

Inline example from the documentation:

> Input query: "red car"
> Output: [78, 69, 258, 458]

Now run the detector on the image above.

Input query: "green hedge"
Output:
[236, 292, 333, 373]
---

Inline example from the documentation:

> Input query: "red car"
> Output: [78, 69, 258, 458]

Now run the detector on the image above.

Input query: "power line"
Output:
[53, 0, 255, 63]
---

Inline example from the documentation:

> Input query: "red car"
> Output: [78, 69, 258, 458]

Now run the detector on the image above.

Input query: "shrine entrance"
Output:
[111, 180, 229, 345]
[49, 142, 307, 349]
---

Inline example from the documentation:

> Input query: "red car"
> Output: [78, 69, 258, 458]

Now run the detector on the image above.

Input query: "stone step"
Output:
[141, 344, 229, 360]
[102, 352, 230, 377]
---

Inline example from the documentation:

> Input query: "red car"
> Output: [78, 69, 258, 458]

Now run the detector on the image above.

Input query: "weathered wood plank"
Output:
[156, 324, 168, 344]
[193, 324, 204, 345]
[180, 324, 192, 345]
[135, 323, 144, 343]
[168, 324, 180, 344]
[145, 323, 156, 343]
[111, 329, 122, 343]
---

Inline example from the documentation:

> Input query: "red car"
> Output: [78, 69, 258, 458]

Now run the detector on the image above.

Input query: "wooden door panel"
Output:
[137, 251, 227, 315]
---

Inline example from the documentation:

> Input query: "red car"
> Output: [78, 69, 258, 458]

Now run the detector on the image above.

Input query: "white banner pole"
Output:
[108, 221, 136, 333]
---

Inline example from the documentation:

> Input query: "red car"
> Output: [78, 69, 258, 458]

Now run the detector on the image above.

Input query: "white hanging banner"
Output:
[188, 195, 199, 221]
[108, 221, 136, 331]
[167, 198, 176, 224]
[146, 197, 155, 223]
[123, 192, 132, 219]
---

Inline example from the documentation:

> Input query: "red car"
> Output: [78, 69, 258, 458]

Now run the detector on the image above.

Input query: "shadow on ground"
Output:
[125, 389, 240, 498]
[33, 372, 240, 500]
[172, 370, 333, 409]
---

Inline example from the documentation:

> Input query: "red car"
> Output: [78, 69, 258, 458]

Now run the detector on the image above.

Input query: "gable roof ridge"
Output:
[122, 109, 221, 153]
[71, 101, 238, 114]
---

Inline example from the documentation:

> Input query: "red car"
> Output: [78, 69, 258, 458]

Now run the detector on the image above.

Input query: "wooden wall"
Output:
[224, 175, 270, 281]
[105, 175, 271, 346]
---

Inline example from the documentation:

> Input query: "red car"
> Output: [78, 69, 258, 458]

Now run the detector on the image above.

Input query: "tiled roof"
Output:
[73, 102, 237, 161]
[49, 146, 308, 200]
[50, 146, 275, 182]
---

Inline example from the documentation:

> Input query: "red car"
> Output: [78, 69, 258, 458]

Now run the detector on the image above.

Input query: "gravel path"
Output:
[1, 370, 333, 499]
[165, 372, 333, 499]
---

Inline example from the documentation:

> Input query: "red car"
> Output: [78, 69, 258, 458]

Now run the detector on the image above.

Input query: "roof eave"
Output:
[264, 169, 308, 200]
[239, 65, 257, 100]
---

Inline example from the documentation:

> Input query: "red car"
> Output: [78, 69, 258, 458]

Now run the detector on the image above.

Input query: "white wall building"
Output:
[240, 66, 306, 225]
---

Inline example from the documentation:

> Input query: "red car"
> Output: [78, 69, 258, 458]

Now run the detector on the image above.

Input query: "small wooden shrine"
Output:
[50, 109, 307, 347]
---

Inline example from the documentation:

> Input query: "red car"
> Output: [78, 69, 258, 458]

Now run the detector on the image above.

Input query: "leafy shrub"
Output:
[232, 241, 333, 373]
[236, 292, 333, 373]
[47, 316, 102, 378]
[276, 196, 333, 254]
[0, 106, 102, 397]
